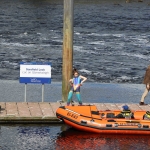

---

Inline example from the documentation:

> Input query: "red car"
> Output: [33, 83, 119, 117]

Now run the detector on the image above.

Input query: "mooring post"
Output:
[62, 0, 74, 102]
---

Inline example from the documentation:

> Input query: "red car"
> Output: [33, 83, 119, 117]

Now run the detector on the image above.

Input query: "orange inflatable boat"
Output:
[56, 105, 150, 134]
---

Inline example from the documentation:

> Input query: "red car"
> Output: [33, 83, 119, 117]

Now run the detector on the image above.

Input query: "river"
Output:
[0, 0, 150, 149]
[0, 0, 149, 83]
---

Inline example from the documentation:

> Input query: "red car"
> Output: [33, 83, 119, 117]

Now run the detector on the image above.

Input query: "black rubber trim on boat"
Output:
[107, 120, 116, 122]
[143, 125, 149, 128]
[59, 106, 65, 109]
[106, 124, 112, 127]
[91, 111, 100, 115]
[81, 120, 87, 124]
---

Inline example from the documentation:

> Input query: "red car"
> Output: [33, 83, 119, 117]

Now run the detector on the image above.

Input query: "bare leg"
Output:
[140, 88, 149, 102]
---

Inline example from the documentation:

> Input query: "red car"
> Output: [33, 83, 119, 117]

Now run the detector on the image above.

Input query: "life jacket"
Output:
[115, 110, 133, 119]
[144, 111, 150, 120]
[72, 76, 81, 91]
[121, 110, 133, 119]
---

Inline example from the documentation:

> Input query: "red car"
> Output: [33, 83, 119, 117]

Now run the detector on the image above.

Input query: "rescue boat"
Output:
[56, 105, 150, 134]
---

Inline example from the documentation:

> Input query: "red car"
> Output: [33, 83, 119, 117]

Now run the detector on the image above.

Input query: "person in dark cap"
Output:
[122, 105, 134, 119]
[115, 105, 133, 119]
[139, 65, 150, 105]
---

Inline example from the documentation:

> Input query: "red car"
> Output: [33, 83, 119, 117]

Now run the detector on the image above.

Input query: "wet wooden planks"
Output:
[93, 103, 146, 111]
[0, 102, 150, 123]
[17, 102, 31, 117]
[0, 102, 62, 123]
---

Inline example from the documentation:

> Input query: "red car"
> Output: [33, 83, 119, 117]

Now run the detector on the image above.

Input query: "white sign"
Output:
[20, 65, 51, 78]
[20, 62, 51, 84]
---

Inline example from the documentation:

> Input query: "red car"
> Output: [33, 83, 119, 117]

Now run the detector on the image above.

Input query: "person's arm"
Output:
[80, 75, 87, 85]
[146, 84, 150, 90]
[69, 79, 73, 86]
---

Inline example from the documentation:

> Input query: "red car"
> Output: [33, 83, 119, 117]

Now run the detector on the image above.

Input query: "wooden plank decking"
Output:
[0, 102, 150, 124]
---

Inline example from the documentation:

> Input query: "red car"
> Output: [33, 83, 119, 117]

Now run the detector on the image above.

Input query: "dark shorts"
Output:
[70, 86, 80, 92]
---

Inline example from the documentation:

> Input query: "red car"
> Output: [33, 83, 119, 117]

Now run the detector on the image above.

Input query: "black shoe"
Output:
[139, 102, 148, 105]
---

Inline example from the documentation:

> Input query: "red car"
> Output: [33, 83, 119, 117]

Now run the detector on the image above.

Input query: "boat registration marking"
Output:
[65, 109, 80, 115]
[67, 111, 78, 119]
[118, 123, 138, 126]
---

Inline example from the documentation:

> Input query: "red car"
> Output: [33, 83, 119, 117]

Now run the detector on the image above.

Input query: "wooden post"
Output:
[62, 0, 74, 102]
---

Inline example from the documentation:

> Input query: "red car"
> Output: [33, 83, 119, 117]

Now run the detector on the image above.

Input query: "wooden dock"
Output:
[0, 102, 150, 124]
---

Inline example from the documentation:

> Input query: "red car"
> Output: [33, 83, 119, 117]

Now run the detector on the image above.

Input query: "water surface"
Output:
[0, 1, 150, 149]
[1, 125, 150, 150]
[0, 0, 150, 83]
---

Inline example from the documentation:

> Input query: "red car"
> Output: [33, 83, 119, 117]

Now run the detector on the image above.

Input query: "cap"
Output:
[122, 105, 129, 111]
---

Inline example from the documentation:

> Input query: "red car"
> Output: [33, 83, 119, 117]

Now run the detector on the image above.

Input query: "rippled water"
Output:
[0, 0, 150, 149]
[0, 0, 150, 83]
[0, 125, 60, 150]
[1, 125, 150, 150]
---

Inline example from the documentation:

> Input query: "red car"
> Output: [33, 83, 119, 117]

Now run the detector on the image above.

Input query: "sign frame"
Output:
[20, 62, 51, 84]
